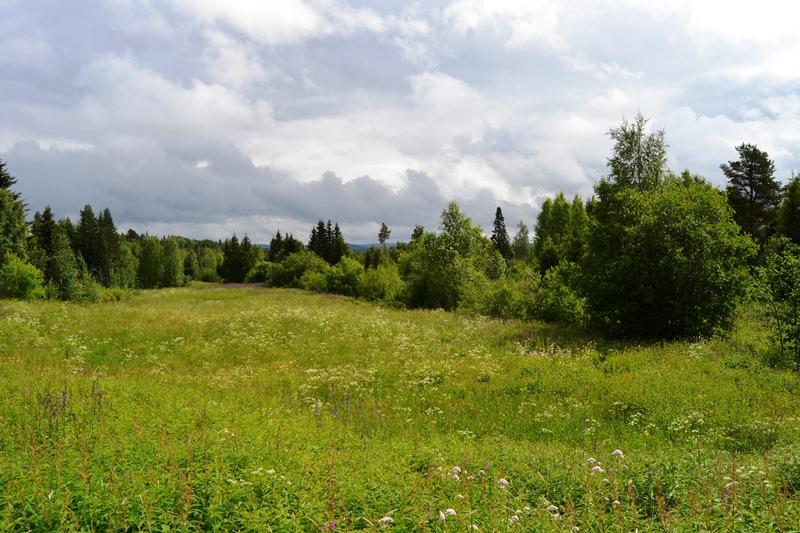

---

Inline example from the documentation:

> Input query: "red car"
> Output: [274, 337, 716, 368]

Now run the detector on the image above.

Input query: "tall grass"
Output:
[0, 286, 799, 530]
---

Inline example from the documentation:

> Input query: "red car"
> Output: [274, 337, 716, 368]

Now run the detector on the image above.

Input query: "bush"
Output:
[583, 174, 755, 338]
[759, 238, 800, 369]
[535, 262, 588, 326]
[68, 273, 102, 303]
[270, 251, 329, 288]
[467, 269, 537, 319]
[0, 253, 44, 300]
[299, 270, 328, 292]
[325, 257, 364, 296]
[245, 261, 273, 283]
[358, 264, 405, 303]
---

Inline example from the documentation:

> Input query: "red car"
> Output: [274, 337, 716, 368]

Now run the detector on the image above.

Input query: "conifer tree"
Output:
[221, 235, 241, 282]
[331, 223, 348, 264]
[779, 173, 800, 245]
[490, 207, 512, 259]
[378, 223, 391, 247]
[0, 159, 21, 201]
[268, 231, 283, 262]
[77, 205, 99, 277]
[721, 143, 782, 243]
[30, 206, 58, 279]
[96, 208, 120, 286]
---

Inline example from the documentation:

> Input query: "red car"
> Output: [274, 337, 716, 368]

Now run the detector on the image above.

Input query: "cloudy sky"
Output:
[2, 0, 800, 242]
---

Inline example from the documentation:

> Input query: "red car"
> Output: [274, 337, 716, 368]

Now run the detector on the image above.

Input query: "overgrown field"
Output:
[1, 286, 800, 531]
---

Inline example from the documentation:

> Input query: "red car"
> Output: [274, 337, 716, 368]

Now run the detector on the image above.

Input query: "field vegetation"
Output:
[1, 287, 800, 531]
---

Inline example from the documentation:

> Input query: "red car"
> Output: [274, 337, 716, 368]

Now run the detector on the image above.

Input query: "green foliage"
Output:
[0, 189, 27, 263]
[584, 173, 755, 338]
[511, 220, 530, 262]
[399, 202, 492, 310]
[111, 239, 138, 288]
[779, 173, 800, 245]
[357, 263, 404, 303]
[0, 158, 21, 201]
[308, 220, 349, 265]
[160, 237, 185, 287]
[378, 222, 391, 246]
[299, 270, 329, 292]
[468, 267, 538, 319]
[533, 193, 589, 273]
[324, 257, 364, 296]
[722, 143, 782, 243]
[759, 238, 800, 368]
[1, 288, 800, 531]
[606, 112, 667, 191]
[269, 251, 330, 288]
[244, 261, 273, 283]
[536, 261, 588, 326]
[0, 253, 44, 299]
[137, 236, 163, 289]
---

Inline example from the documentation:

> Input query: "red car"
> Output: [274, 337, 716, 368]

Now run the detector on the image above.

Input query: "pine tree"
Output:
[721, 143, 782, 243]
[308, 220, 327, 258]
[490, 207, 512, 259]
[0, 189, 28, 265]
[511, 221, 530, 261]
[221, 235, 241, 282]
[779, 173, 800, 245]
[378, 223, 391, 247]
[331, 223, 349, 264]
[77, 205, 99, 277]
[239, 235, 259, 281]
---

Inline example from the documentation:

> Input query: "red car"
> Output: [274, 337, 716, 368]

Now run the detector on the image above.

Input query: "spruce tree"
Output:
[221, 235, 241, 282]
[721, 143, 782, 243]
[332, 223, 349, 264]
[96, 208, 120, 286]
[268, 231, 283, 262]
[779, 173, 800, 245]
[77, 205, 99, 277]
[0, 159, 21, 201]
[490, 207, 512, 259]
[30, 206, 58, 279]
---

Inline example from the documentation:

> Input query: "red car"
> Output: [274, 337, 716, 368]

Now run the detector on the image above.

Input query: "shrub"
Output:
[759, 238, 800, 369]
[583, 173, 755, 338]
[245, 261, 273, 283]
[324, 257, 364, 296]
[471, 269, 538, 319]
[358, 263, 405, 303]
[299, 270, 328, 292]
[535, 262, 588, 326]
[68, 272, 102, 303]
[270, 251, 329, 288]
[0, 253, 44, 300]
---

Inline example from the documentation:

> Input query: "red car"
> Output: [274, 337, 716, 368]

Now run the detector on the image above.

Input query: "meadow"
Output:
[1, 285, 799, 531]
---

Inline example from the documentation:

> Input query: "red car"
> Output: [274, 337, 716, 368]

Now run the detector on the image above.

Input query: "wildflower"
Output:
[478, 469, 486, 476]
[378, 517, 393, 527]
[611, 449, 624, 459]
[612, 500, 620, 507]
[467, 475, 475, 480]
[547, 504, 559, 513]
[522, 506, 530, 513]
[439, 511, 446, 522]
[445, 508, 457, 516]
[572, 527, 580, 532]
[456, 493, 465, 500]
[587, 457, 596, 465]
[470, 525, 479, 531]
[451, 474, 460, 481]
[498, 478, 509, 488]
[451, 466, 462, 475]
[591, 465, 604, 474]
[322, 521, 336, 530]
[508, 515, 520, 525]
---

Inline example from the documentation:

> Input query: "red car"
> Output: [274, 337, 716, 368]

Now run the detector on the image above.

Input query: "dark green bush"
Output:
[269, 251, 329, 288]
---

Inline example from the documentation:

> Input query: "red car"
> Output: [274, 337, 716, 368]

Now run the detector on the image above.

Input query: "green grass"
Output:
[1, 286, 800, 531]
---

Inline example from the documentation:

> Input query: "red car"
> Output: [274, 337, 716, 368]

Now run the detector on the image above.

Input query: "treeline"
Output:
[2, 114, 800, 367]
[0, 164, 224, 301]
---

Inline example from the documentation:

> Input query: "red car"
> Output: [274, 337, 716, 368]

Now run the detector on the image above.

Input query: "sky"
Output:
[2, 0, 800, 243]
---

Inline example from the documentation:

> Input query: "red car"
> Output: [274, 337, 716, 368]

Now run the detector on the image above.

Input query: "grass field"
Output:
[1, 286, 800, 531]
